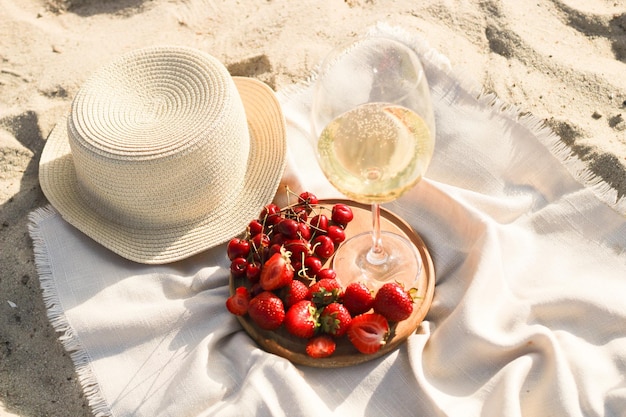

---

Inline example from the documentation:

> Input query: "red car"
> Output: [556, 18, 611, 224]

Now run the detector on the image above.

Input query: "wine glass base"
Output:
[332, 230, 422, 291]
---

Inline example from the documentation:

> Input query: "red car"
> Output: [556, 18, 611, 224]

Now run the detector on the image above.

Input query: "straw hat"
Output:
[39, 46, 286, 264]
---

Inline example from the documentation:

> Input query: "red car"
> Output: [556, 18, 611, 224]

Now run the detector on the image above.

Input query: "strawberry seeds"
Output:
[225, 189, 419, 359]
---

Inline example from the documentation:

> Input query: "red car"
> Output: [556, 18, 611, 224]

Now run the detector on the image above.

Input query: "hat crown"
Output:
[39, 46, 287, 264]
[67, 47, 249, 229]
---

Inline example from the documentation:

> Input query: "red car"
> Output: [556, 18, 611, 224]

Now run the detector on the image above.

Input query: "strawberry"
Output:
[372, 282, 416, 322]
[342, 282, 374, 316]
[225, 286, 250, 316]
[284, 300, 319, 338]
[282, 279, 309, 309]
[308, 278, 343, 306]
[248, 291, 285, 330]
[319, 302, 352, 337]
[306, 335, 336, 358]
[347, 313, 390, 354]
[260, 247, 294, 291]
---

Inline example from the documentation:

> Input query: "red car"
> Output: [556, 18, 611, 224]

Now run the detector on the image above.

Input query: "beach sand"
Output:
[1, 0, 625, 415]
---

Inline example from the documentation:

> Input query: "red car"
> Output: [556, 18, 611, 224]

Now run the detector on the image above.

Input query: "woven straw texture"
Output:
[39, 46, 286, 264]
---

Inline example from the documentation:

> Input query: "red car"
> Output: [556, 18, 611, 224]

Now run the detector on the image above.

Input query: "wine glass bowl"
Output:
[311, 37, 436, 290]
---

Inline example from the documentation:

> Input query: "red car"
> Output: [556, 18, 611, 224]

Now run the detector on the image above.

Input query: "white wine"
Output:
[317, 103, 434, 204]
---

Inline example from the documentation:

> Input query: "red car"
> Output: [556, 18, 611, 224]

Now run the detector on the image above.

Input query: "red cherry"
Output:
[316, 268, 336, 280]
[230, 257, 248, 278]
[251, 233, 270, 251]
[290, 205, 308, 222]
[277, 218, 299, 239]
[310, 214, 329, 233]
[268, 243, 283, 258]
[251, 233, 271, 263]
[260, 203, 280, 219]
[250, 282, 264, 298]
[227, 238, 250, 260]
[298, 191, 319, 207]
[313, 235, 335, 258]
[331, 203, 353, 225]
[270, 232, 287, 247]
[248, 220, 264, 236]
[303, 256, 323, 277]
[292, 260, 303, 273]
[246, 261, 262, 283]
[284, 239, 311, 264]
[260, 203, 281, 226]
[297, 222, 311, 241]
[326, 225, 346, 244]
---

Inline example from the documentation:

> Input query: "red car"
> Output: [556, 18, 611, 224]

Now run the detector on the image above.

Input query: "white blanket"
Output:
[29, 24, 626, 417]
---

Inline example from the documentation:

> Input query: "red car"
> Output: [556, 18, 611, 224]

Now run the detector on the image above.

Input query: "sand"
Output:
[0, 0, 625, 415]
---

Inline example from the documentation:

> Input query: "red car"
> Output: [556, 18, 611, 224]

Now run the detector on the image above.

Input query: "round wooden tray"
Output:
[229, 199, 435, 368]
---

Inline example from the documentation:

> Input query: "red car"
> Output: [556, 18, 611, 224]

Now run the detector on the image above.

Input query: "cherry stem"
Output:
[367, 203, 388, 265]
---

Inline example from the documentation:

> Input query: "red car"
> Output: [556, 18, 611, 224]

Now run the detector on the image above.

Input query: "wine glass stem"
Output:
[367, 203, 388, 265]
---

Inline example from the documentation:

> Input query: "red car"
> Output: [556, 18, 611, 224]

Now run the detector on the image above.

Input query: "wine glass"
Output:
[311, 36, 436, 290]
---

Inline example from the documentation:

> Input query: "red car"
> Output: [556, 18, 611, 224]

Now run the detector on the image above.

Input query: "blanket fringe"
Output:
[28, 206, 113, 417]
[473, 89, 626, 216]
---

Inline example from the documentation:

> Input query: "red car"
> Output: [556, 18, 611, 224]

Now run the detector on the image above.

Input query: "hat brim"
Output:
[39, 77, 287, 264]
